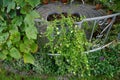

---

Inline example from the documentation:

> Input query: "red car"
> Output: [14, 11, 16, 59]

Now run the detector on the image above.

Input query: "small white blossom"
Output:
[57, 31, 60, 35]
[16, 6, 20, 9]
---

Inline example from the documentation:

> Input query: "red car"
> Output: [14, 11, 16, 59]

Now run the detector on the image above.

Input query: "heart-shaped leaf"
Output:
[9, 47, 21, 59]
[23, 53, 35, 64]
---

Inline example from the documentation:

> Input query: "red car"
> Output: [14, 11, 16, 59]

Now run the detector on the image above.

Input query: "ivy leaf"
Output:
[20, 42, 31, 53]
[24, 13, 33, 25]
[24, 10, 40, 26]
[6, 40, 12, 48]
[25, 0, 40, 7]
[12, 16, 23, 27]
[9, 10, 16, 18]
[25, 25, 38, 40]
[9, 29, 20, 43]
[9, 47, 21, 59]
[24, 11, 39, 39]
[0, 27, 6, 33]
[30, 42, 38, 53]
[0, 15, 4, 21]
[20, 5, 32, 14]
[0, 33, 9, 44]
[0, 50, 9, 60]
[2, 50, 9, 55]
[0, 53, 7, 60]
[20, 38, 38, 53]
[30, 10, 40, 19]
[23, 53, 35, 64]
[14, 0, 25, 7]
[3, 0, 11, 7]
[7, 0, 15, 13]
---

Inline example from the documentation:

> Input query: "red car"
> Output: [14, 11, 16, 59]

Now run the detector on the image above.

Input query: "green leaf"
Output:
[24, 14, 34, 26]
[0, 0, 3, 7]
[3, 0, 11, 7]
[24, 10, 40, 26]
[6, 40, 12, 48]
[0, 33, 9, 44]
[0, 27, 6, 33]
[19, 38, 38, 53]
[30, 42, 38, 53]
[0, 52, 7, 60]
[24, 11, 39, 39]
[9, 47, 21, 59]
[25, 0, 40, 7]
[12, 16, 23, 27]
[20, 43, 31, 53]
[20, 5, 32, 14]
[0, 15, 4, 20]
[14, 0, 25, 7]
[7, 0, 15, 13]
[30, 10, 40, 19]
[9, 29, 20, 43]
[23, 53, 35, 64]
[25, 25, 38, 39]
[2, 50, 9, 55]
[46, 25, 54, 40]
[9, 10, 16, 18]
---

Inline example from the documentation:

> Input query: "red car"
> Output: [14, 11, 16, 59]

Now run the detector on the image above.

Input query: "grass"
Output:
[0, 68, 57, 80]
[0, 68, 120, 80]
[0, 68, 39, 80]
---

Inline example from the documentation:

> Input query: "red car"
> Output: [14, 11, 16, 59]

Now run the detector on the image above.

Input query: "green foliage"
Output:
[24, 11, 39, 39]
[99, 0, 120, 11]
[25, 0, 40, 7]
[2, 52, 56, 75]
[0, 53, 7, 60]
[88, 42, 120, 77]
[9, 47, 21, 59]
[2, 42, 120, 78]
[113, 0, 120, 11]
[44, 16, 90, 77]
[0, 68, 42, 80]
[0, 0, 40, 64]
[108, 24, 120, 41]
[0, 0, 120, 78]
[23, 53, 35, 64]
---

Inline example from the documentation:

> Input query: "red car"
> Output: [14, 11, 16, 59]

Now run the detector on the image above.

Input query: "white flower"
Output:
[71, 31, 73, 33]
[57, 31, 60, 35]
[16, 6, 20, 9]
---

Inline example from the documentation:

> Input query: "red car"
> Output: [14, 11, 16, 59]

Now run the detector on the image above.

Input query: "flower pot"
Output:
[107, 10, 113, 15]
[61, 0, 68, 4]
[42, 0, 49, 4]
[50, 0, 57, 2]
[96, 3, 102, 10]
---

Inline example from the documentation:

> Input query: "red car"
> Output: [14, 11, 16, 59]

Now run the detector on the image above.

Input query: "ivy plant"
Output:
[44, 16, 90, 77]
[0, 0, 40, 64]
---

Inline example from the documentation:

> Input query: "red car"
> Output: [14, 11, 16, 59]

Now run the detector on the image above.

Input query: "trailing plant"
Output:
[0, 0, 41, 64]
[44, 16, 90, 77]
